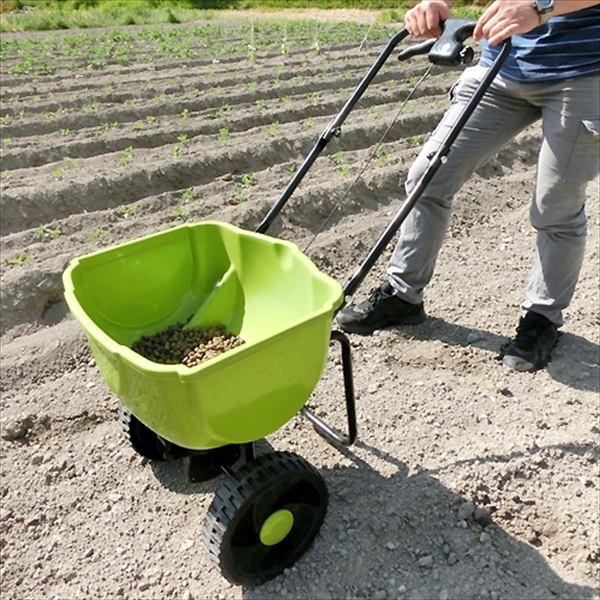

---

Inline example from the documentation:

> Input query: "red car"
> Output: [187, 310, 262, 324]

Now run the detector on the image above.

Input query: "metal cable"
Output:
[303, 63, 433, 254]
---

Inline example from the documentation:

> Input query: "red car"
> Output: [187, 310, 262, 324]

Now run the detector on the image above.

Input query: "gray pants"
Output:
[387, 66, 600, 326]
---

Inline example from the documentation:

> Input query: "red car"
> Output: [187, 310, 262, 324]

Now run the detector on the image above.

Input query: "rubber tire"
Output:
[202, 451, 328, 586]
[118, 403, 167, 461]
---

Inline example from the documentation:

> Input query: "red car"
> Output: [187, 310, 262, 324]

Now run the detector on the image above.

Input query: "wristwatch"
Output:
[532, 0, 555, 25]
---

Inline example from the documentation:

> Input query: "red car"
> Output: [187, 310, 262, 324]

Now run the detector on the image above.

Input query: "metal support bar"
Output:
[301, 330, 356, 447]
[255, 28, 411, 235]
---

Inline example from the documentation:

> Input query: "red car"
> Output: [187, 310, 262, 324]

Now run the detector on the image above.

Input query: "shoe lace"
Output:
[367, 285, 390, 306]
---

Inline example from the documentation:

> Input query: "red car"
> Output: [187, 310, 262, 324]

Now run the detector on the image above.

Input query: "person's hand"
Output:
[473, 0, 541, 45]
[404, 0, 452, 38]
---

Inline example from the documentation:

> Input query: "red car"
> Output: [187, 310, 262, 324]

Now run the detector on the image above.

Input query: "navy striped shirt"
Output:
[479, 5, 600, 82]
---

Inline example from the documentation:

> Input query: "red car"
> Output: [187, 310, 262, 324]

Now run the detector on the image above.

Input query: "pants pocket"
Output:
[564, 118, 600, 183]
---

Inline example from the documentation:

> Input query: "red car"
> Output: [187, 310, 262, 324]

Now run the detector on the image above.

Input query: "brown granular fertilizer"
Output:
[131, 323, 245, 368]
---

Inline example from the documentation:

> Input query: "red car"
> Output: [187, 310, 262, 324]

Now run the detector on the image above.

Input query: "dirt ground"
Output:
[1, 11, 599, 600]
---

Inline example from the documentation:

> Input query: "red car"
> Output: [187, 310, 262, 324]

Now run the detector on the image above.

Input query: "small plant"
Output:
[90, 228, 108, 240]
[133, 121, 144, 131]
[60, 129, 70, 136]
[119, 146, 133, 166]
[174, 206, 189, 222]
[182, 187, 194, 201]
[285, 163, 297, 174]
[171, 144, 181, 156]
[267, 121, 280, 137]
[177, 134, 188, 143]
[0, 170, 9, 179]
[253, 99, 264, 112]
[179, 108, 189, 123]
[234, 185, 246, 203]
[304, 118, 314, 130]
[409, 135, 422, 147]
[0, 114, 10, 125]
[218, 127, 230, 146]
[241, 172, 255, 186]
[248, 81, 258, 92]
[330, 151, 344, 165]
[63, 157, 77, 169]
[120, 204, 137, 218]
[309, 92, 321, 103]
[36, 224, 61, 240]
[52, 167, 64, 180]
[339, 165, 352, 177]
[7, 253, 34, 267]
[281, 95, 291, 105]
[212, 103, 229, 119]
[146, 115, 156, 124]
[376, 142, 389, 166]
[3, 137, 12, 145]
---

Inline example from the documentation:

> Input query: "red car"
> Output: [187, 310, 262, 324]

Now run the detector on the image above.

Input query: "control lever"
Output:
[398, 18, 478, 66]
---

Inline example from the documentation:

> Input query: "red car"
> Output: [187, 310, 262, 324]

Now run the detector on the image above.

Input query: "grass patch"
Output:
[1, 1, 486, 32]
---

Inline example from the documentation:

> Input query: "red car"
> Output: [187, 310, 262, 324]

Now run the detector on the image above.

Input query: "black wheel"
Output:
[202, 451, 328, 586]
[118, 403, 167, 461]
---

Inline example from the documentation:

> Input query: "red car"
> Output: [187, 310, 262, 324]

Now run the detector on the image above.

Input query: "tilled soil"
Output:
[1, 12, 599, 600]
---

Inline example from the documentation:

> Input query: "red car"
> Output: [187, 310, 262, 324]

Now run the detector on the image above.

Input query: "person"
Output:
[336, 0, 600, 372]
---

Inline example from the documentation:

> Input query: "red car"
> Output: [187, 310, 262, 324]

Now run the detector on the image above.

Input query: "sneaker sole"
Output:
[336, 312, 426, 335]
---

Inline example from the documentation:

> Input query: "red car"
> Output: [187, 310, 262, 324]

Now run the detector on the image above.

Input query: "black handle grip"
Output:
[398, 18, 478, 66]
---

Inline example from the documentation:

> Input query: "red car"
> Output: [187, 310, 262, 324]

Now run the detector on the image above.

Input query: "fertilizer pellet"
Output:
[131, 322, 244, 368]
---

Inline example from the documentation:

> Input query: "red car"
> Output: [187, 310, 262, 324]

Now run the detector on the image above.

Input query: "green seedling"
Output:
[174, 206, 189, 222]
[234, 185, 246, 203]
[339, 165, 352, 177]
[409, 135, 422, 147]
[0, 115, 10, 125]
[241, 172, 255, 186]
[219, 127, 230, 146]
[330, 151, 343, 165]
[253, 99, 264, 112]
[36, 224, 61, 240]
[60, 129, 70, 136]
[177, 134, 188, 143]
[182, 187, 194, 201]
[171, 144, 181, 156]
[3, 138, 12, 145]
[90, 228, 108, 240]
[0, 170, 9, 179]
[304, 118, 314, 130]
[267, 121, 280, 137]
[133, 122, 144, 131]
[52, 167, 64, 180]
[179, 108, 189, 123]
[212, 103, 229, 119]
[309, 92, 321, 103]
[63, 157, 77, 169]
[285, 163, 297, 174]
[7, 253, 34, 267]
[119, 146, 133, 166]
[248, 81, 258, 91]
[281, 95, 291, 105]
[146, 115, 156, 124]
[120, 204, 137, 218]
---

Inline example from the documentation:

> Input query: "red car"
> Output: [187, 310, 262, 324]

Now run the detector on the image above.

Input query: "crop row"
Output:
[0, 20, 400, 76]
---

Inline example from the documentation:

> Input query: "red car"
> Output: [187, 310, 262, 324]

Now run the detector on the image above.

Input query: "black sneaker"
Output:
[501, 311, 559, 372]
[336, 282, 426, 334]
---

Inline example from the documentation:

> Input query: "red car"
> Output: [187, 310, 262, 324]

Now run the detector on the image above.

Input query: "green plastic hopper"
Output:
[63, 222, 343, 450]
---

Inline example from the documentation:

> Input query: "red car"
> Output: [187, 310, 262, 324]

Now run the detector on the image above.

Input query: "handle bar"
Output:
[255, 19, 503, 237]
[398, 19, 478, 66]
